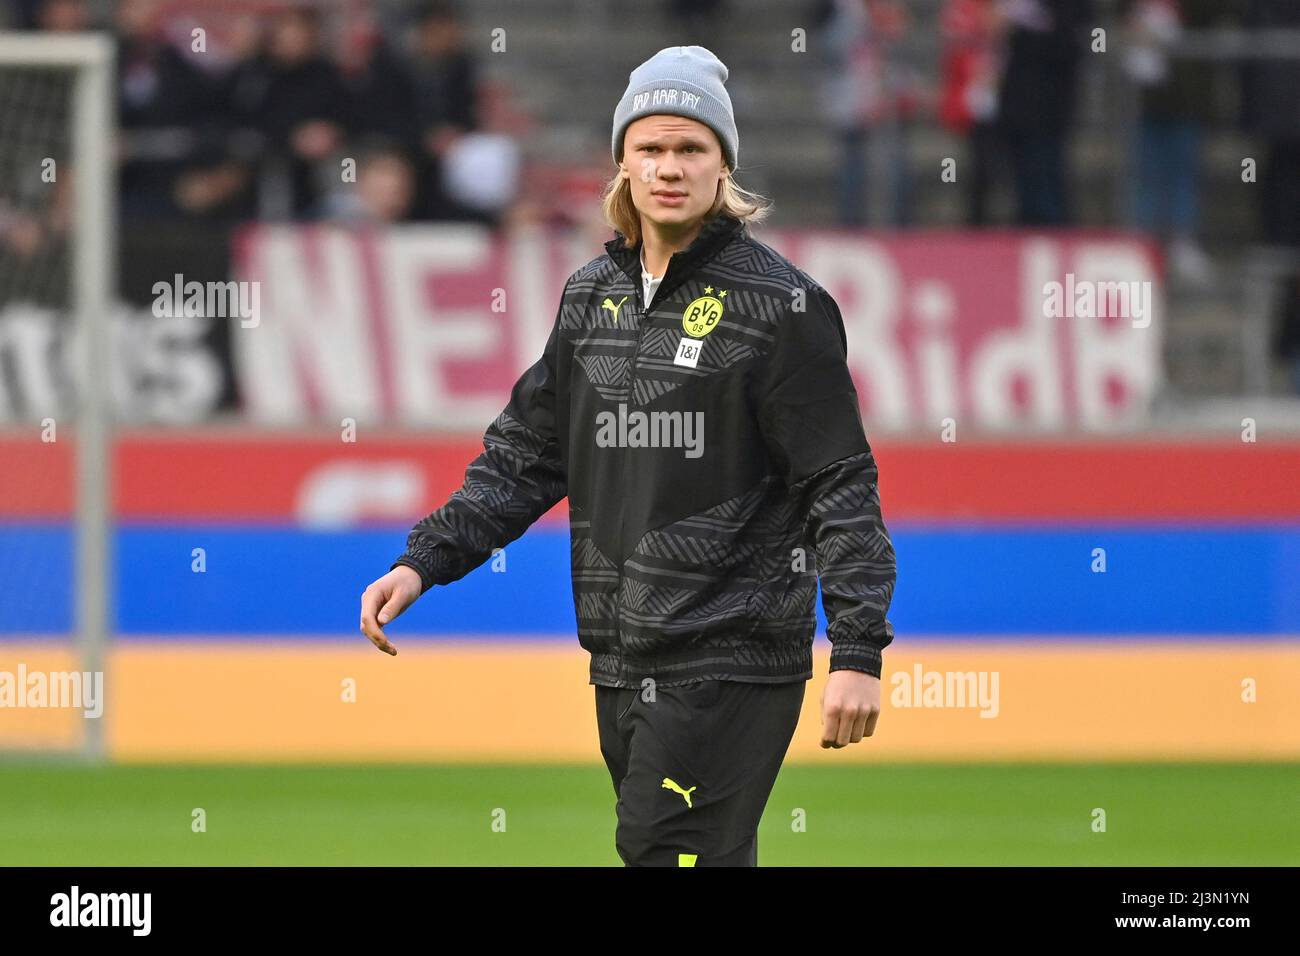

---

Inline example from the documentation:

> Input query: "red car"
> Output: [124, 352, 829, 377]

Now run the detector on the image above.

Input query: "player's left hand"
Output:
[819, 670, 881, 748]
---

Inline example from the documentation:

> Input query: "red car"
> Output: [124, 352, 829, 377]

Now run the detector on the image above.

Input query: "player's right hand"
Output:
[359, 566, 423, 656]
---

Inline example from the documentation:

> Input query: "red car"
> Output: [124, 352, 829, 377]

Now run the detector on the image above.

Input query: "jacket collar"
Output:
[604, 214, 746, 302]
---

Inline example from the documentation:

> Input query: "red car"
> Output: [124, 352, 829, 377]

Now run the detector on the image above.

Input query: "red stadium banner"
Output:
[5, 434, 1298, 523]
[229, 226, 1164, 433]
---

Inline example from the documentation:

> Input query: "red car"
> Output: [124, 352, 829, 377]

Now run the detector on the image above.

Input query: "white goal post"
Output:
[0, 34, 115, 761]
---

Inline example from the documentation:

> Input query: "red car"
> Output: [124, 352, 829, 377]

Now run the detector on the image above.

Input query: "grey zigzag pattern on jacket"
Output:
[395, 410, 565, 591]
[393, 212, 897, 686]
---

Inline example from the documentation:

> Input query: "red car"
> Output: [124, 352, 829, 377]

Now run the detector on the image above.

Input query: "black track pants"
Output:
[595, 678, 806, 866]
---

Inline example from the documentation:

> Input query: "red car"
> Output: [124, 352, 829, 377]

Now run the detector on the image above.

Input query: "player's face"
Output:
[620, 115, 729, 231]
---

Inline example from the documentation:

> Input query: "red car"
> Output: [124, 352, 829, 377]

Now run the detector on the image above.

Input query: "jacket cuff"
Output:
[828, 639, 884, 679]
[390, 558, 434, 595]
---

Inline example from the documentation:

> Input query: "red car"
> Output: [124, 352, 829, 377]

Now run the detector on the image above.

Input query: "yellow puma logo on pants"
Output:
[601, 296, 629, 322]
[661, 777, 696, 808]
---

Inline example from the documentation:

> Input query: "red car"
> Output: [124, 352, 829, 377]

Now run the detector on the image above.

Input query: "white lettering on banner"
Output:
[221, 227, 1162, 432]
[1069, 245, 1161, 430]
[382, 230, 500, 428]
[234, 227, 382, 423]
[968, 239, 1065, 430]
[913, 281, 960, 424]
[795, 233, 1160, 431]
[0, 304, 60, 419]
[295, 462, 424, 528]
[0, 302, 222, 424]
[507, 223, 568, 385]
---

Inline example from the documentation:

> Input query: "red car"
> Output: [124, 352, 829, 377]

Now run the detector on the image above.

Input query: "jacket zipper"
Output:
[617, 255, 678, 685]
[616, 271, 659, 683]
[630, 252, 678, 382]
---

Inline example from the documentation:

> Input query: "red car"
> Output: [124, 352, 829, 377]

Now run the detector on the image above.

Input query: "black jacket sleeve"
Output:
[390, 285, 568, 594]
[753, 283, 896, 678]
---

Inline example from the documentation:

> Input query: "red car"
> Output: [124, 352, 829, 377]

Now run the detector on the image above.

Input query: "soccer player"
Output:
[360, 45, 897, 866]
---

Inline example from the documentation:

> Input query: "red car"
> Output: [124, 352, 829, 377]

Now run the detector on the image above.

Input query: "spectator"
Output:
[317, 138, 417, 224]
[115, 0, 244, 221]
[1121, 0, 1221, 286]
[666, 0, 728, 34]
[814, 0, 917, 228]
[436, 78, 525, 225]
[997, 0, 1093, 226]
[1241, 0, 1300, 248]
[939, 0, 1005, 226]
[1273, 273, 1300, 394]
[0, 121, 71, 307]
[226, 6, 348, 219]
[663, 0, 734, 65]
[4, 0, 38, 28]
[35, 0, 88, 32]
[405, 0, 483, 221]
[339, 7, 418, 148]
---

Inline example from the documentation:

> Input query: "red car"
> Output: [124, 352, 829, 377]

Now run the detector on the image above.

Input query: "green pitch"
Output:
[1, 762, 1296, 865]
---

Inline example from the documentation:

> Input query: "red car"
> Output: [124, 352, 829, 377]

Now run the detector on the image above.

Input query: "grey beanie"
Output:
[611, 45, 738, 171]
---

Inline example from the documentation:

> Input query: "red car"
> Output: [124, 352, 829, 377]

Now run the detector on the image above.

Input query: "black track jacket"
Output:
[392, 213, 896, 688]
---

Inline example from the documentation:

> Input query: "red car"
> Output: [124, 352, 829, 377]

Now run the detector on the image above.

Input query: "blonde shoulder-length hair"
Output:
[600, 165, 773, 246]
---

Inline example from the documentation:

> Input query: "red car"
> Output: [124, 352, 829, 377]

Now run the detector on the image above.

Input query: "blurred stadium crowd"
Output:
[5, 0, 502, 224]
[0, 0, 1297, 391]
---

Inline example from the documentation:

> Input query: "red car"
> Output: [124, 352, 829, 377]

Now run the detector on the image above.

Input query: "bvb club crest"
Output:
[682, 287, 728, 338]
